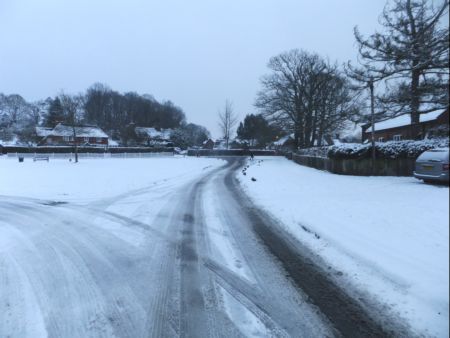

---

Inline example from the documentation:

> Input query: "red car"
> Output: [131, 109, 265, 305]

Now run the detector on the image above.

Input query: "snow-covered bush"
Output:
[296, 146, 329, 158]
[327, 138, 449, 159]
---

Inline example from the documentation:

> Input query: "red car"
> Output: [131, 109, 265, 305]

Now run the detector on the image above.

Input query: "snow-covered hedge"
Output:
[296, 146, 329, 158]
[327, 138, 449, 160]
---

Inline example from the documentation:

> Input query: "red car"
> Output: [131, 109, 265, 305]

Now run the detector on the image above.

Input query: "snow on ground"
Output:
[0, 156, 224, 202]
[0, 155, 229, 337]
[219, 285, 270, 337]
[0, 155, 227, 250]
[238, 156, 449, 338]
[202, 182, 255, 283]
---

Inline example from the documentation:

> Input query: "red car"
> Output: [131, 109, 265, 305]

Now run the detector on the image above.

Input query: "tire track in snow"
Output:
[227, 158, 411, 337]
[201, 159, 335, 337]
[0, 157, 397, 337]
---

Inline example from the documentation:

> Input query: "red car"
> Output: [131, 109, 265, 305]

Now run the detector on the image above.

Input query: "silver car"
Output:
[414, 148, 449, 183]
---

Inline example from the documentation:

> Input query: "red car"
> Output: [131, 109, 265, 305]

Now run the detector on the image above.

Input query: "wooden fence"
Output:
[291, 154, 416, 176]
[187, 149, 279, 157]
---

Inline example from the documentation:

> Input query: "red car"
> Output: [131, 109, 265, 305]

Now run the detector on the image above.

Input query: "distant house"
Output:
[362, 108, 449, 142]
[134, 127, 173, 147]
[36, 123, 109, 146]
[214, 139, 227, 149]
[271, 134, 295, 150]
[202, 138, 214, 149]
[35, 127, 53, 141]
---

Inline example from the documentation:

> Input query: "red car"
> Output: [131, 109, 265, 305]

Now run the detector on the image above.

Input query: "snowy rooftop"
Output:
[135, 127, 172, 140]
[35, 127, 54, 137]
[273, 134, 294, 146]
[366, 109, 446, 133]
[202, 138, 214, 144]
[49, 124, 108, 138]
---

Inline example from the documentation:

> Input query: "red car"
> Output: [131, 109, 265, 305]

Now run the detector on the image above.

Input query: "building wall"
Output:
[362, 109, 449, 142]
[363, 125, 421, 142]
[44, 136, 108, 146]
[202, 140, 214, 149]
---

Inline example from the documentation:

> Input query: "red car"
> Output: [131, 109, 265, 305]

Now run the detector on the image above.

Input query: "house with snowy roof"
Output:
[134, 127, 173, 147]
[271, 134, 295, 150]
[362, 108, 449, 142]
[202, 138, 214, 149]
[36, 123, 109, 146]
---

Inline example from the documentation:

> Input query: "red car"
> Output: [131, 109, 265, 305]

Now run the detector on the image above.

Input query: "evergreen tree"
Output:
[237, 114, 281, 147]
[45, 97, 65, 127]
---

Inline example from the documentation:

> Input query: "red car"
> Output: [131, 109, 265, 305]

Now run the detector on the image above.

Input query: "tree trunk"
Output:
[72, 127, 78, 163]
[410, 69, 421, 124]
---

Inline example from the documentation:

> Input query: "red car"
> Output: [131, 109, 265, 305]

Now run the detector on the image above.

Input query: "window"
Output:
[84, 137, 89, 143]
[393, 135, 402, 141]
[96, 137, 103, 143]
[378, 137, 385, 142]
[63, 136, 73, 142]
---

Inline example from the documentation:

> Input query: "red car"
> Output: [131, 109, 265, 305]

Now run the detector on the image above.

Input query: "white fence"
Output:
[7, 152, 174, 160]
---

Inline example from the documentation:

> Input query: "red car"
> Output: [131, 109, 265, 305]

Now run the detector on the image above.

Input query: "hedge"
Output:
[327, 138, 449, 160]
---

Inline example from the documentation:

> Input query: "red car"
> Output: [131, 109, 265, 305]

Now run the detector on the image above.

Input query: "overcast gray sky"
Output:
[0, 0, 387, 137]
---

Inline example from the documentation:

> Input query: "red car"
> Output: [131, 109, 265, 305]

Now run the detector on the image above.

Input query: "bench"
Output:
[33, 156, 49, 162]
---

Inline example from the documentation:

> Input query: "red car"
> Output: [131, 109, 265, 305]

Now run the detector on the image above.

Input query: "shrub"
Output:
[327, 138, 449, 160]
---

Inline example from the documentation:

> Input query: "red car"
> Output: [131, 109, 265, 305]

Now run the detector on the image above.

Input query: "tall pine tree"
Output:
[45, 97, 65, 127]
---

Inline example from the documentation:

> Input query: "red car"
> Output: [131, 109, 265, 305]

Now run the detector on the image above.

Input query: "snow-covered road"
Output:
[1, 157, 337, 337]
[1, 156, 428, 337]
[239, 156, 449, 338]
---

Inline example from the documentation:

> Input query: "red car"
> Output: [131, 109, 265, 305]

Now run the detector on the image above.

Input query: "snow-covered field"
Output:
[0, 156, 223, 202]
[238, 156, 449, 337]
[0, 156, 230, 337]
[0, 156, 335, 337]
[0, 155, 228, 255]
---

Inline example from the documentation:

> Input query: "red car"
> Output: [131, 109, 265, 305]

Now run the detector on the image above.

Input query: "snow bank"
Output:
[238, 157, 449, 337]
[0, 156, 225, 202]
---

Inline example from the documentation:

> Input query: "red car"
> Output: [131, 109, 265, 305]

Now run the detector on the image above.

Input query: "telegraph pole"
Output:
[368, 78, 376, 164]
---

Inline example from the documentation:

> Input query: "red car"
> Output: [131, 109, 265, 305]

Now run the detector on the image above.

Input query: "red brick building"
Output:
[36, 123, 109, 146]
[202, 138, 215, 149]
[134, 127, 173, 146]
[362, 108, 449, 142]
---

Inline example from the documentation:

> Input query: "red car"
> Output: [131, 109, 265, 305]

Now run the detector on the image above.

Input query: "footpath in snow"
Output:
[238, 156, 449, 338]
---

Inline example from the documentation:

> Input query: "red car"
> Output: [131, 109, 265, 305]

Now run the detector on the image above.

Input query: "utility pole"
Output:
[368, 78, 376, 164]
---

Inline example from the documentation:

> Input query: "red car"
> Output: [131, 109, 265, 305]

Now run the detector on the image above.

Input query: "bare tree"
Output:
[256, 49, 360, 149]
[1, 94, 28, 128]
[218, 99, 238, 149]
[352, 0, 449, 123]
[60, 93, 85, 163]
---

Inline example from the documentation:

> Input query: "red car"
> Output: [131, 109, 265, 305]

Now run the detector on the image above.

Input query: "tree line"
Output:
[233, 0, 448, 149]
[0, 83, 210, 147]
